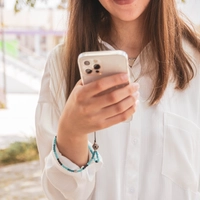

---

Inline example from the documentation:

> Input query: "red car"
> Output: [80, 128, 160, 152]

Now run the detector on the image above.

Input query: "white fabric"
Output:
[35, 41, 200, 200]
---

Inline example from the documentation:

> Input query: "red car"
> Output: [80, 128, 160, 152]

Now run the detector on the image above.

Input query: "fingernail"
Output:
[133, 92, 140, 99]
[131, 83, 140, 89]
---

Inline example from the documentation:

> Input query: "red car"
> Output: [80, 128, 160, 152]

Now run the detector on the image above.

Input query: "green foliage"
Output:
[14, 0, 68, 12]
[0, 138, 39, 166]
[14, 0, 37, 12]
[0, 40, 19, 57]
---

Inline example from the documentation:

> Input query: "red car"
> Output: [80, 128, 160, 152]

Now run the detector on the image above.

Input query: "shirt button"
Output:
[127, 187, 135, 194]
[132, 138, 137, 144]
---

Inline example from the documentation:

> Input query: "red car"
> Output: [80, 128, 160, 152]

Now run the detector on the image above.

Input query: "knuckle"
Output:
[128, 85, 134, 94]
[80, 104, 92, 117]
[88, 107, 96, 118]
[95, 81, 104, 91]
[108, 93, 118, 103]
[131, 105, 136, 113]
[130, 95, 135, 102]
[131, 93, 139, 102]
[115, 104, 124, 113]
[120, 106, 136, 122]
[120, 113, 129, 121]
[113, 76, 120, 83]
[113, 75, 124, 86]
[87, 114, 95, 123]
[96, 121, 105, 130]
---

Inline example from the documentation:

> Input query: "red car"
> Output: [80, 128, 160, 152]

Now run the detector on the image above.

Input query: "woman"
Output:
[35, 0, 200, 199]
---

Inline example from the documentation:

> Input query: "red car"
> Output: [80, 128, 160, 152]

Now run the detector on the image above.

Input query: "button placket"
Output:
[124, 104, 141, 200]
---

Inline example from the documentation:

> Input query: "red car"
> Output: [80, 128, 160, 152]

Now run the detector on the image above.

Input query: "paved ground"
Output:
[0, 160, 46, 200]
[0, 94, 47, 199]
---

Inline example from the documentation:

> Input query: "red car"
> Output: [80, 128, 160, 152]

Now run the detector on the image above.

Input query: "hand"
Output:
[58, 73, 139, 138]
[57, 73, 139, 166]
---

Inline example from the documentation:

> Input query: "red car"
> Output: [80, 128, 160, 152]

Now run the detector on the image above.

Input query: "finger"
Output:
[76, 80, 83, 86]
[104, 104, 137, 126]
[93, 83, 139, 108]
[81, 73, 129, 98]
[101, 92, 139, 119]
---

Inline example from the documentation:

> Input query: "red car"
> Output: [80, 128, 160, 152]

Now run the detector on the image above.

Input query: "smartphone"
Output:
[78, 50, 130, 85]
[78, 50, 132, 122]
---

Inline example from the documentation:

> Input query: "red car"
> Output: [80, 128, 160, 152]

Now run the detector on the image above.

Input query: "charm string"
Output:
[92, 131, 99, 151]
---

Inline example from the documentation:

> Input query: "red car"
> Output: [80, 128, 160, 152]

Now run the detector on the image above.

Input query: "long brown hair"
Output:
[63, 0, 200, 105]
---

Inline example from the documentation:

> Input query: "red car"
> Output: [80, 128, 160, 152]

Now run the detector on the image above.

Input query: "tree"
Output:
[14, 0, 37, 12]
[14, 0, 68, 12]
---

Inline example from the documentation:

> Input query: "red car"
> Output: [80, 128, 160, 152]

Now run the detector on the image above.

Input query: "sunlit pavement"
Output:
[0, 94, 48, 199]
[0, 160, 46, 200]
[0, 93, 39, 149]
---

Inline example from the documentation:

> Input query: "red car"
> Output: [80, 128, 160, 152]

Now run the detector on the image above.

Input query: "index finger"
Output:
[82, 73, 129, 97]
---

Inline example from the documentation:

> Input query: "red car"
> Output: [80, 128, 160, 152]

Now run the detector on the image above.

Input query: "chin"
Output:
[113, 12, 143, 22]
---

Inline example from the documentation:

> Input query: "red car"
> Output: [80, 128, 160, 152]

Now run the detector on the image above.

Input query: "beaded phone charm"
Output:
[92, 131, 99, 151]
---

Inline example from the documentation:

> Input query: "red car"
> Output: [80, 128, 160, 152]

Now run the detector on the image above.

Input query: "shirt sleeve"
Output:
[35, 47, 103, 200]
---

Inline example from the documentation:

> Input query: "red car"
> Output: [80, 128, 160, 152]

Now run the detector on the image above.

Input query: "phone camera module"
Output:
[84, 61, 90, 65]
[94, 64, 101, 69]
[85, 69, 92, 74]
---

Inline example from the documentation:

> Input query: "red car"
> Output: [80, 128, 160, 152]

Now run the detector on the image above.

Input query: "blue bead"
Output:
[53, 136, 99, 173]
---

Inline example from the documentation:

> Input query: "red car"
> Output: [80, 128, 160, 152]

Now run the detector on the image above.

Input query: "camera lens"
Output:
[85, 69, 92, 74]
[94, 64, 101, 69]
[84, 61, 90, 65]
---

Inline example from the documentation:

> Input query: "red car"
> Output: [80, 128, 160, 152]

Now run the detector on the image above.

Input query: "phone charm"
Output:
[92, 132, 99, 151]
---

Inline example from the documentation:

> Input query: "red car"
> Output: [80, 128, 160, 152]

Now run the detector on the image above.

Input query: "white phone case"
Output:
[78, 50, 130, 85]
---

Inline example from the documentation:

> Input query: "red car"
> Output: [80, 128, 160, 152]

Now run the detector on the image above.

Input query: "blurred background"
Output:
[0, 0, 67, 199]
[0, 0, 200, 199]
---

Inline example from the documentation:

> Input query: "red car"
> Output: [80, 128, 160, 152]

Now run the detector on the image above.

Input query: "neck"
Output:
[105, 15, 147, 58]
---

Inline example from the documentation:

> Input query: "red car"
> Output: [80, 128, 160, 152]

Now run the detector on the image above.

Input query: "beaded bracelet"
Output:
[53, 136, 100, 173]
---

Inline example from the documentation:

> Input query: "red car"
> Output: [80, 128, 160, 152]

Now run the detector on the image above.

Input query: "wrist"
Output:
[57, 127, 88, 144]
[56, 129, 89, 167]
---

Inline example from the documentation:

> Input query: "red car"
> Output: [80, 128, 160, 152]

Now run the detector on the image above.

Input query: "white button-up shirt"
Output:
[35, 40, 200, 200]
